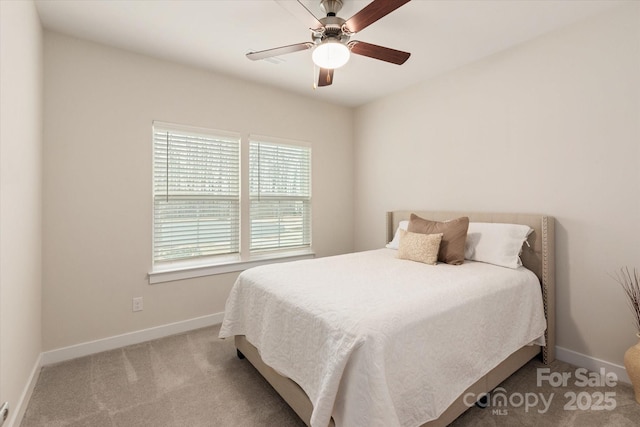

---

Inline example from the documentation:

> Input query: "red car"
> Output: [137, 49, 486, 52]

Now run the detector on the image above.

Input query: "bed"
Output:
[219, 211, 555, 427]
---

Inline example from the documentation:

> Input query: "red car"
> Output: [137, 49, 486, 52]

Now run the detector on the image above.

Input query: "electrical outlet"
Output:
[132, 297, 143, 312]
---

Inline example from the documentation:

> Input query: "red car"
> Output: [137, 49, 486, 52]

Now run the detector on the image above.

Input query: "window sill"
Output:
[148, 249, 315, 284]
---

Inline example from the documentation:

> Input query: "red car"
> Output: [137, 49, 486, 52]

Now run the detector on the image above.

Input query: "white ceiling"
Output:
[35, 0, 624, 107]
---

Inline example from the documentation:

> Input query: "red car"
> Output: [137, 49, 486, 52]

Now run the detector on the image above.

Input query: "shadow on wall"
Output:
[555, 220, 588, 359]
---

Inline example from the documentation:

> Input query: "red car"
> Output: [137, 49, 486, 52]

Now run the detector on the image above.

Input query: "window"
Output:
[150, 122, 313, 283]
[249, 139, 312, 252]
[152, 123, 240, 264]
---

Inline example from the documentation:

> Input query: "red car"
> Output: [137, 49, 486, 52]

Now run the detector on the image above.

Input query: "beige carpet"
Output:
[21, 325, 640, 426]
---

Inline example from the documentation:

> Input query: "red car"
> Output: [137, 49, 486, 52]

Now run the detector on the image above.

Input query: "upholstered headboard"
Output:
[386, 211, 556, 363]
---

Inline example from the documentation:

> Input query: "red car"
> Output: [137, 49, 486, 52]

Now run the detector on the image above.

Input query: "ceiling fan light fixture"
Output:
[312, 41, 350, 69]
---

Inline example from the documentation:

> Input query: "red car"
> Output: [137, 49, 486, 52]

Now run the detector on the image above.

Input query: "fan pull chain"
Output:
[313, 64, 318, 90]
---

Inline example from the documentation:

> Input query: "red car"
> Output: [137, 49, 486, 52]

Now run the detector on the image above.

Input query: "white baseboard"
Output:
[7, 352, 42, 427]
[556, 345, 630, 384]
[41, 312, 224, 366]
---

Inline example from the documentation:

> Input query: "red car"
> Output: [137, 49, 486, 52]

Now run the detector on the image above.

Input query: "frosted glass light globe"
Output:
[312, 41, 350, 69]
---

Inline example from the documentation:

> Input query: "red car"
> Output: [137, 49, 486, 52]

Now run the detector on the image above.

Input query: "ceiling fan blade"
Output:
[344, 0, 411, 34]
[275, 0, 324, 31]
[246, 43, 313, 61]
[317, 68, 334, 87]
[349, 41, 410, 65]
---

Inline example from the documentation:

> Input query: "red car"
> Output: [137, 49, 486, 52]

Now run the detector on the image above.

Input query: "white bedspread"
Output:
[219, 249, 546, 427]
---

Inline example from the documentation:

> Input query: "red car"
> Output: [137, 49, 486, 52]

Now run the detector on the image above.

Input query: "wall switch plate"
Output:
[132, 297, 143, 312]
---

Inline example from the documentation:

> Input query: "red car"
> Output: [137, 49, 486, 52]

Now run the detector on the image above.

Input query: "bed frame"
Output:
[235, 211, 555, 427]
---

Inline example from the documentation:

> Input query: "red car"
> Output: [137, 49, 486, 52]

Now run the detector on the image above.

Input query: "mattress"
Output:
[219, 249, 546, 427]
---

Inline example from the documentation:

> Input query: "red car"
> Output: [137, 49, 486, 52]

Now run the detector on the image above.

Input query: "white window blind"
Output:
[249, 139, 311, 252]
[153, 123, 240, 263]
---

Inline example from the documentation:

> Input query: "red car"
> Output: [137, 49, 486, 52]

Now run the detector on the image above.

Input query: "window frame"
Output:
[148, 123, 314, 284]
[151, 122, 242, 264]
[248, 134, 312, 254]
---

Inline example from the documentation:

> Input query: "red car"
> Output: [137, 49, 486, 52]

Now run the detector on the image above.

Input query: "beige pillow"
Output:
[396, 229, 443, 265]
[407, 214, 469, 265]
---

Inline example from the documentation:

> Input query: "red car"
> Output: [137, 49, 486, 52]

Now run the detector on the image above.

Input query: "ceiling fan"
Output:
[246, 0, 412, 87]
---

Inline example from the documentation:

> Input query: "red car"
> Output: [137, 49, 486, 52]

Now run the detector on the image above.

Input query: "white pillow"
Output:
[386, 220, 409, 249]
[464, 222, 533, 269]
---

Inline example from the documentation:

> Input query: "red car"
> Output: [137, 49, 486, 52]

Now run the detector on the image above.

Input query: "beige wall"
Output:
[0, 0, 43, 422]
[42, 32, 354, 351]
[354, 3, 640, 366]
